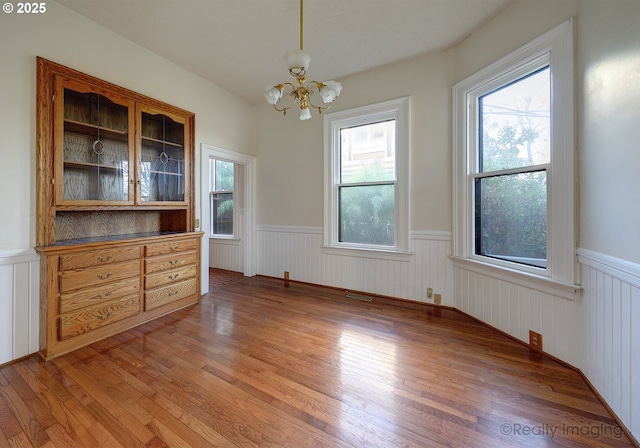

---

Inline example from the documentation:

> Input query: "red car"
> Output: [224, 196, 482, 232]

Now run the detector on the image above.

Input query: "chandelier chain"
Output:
[299, 0, 304, 51]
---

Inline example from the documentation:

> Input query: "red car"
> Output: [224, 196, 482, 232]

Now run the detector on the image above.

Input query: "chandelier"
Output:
[263, 0, 342, 120]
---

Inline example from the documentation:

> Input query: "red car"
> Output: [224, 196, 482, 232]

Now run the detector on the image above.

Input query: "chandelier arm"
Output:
[307, 80, 324, 90]
[308, 100, 334, 114]
[306, 83, 333, 113]
[273, 82, 298, 113]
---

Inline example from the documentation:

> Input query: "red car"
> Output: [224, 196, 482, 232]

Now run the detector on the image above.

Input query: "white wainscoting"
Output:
[209, 238, 244, 272]
[0, 249, 40, 364]
[578, 248, 640, 438]
[256, 226, 454, 305]
[453, 264, 583, 367]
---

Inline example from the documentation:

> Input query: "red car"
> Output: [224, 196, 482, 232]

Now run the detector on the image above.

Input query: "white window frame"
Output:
[452, 19, 579, 298]
[209, 158, 238, 240]
[323, 97, 411, 260]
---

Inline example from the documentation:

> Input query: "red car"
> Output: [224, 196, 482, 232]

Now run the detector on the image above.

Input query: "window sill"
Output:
[450, 256, 581, 300]
[209, 237, 241, 245]
[322, 245, 413, 262]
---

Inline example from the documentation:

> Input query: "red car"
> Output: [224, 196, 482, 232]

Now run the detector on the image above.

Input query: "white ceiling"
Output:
[57, 0, 512, 105]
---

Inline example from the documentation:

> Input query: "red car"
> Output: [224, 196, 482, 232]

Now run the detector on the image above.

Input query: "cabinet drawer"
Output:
[59, 246, 140, 271]
[60, 276, 140, 314]
[145, 238, 198, 257]
[59, 259, 140, 293]
[145, 278, 197, 311]
[59, 295, 140, 340]
[145, 250, 196, 274]
[145, 265, 197, 290]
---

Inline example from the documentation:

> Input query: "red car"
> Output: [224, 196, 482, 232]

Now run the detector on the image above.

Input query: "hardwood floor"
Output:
[0, 276, 635, 447]
[209, 268, 245, 291]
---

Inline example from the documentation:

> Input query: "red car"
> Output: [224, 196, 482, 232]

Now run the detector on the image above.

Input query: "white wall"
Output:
[255, 49, 453, 231]
[578, 0, 640, 265]
[576, 0, 640, 438]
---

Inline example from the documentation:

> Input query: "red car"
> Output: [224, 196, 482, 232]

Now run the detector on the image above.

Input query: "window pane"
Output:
[475, 171, 547, 268]
[479, 67, 550, 172]
[339, 184, 394, 246]
[340, 120, 396, 183]
[215, 160, 234, 191]
[212, 192, 233, 235]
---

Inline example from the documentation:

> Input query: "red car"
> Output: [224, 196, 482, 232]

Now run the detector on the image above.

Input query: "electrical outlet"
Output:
[426, 287, 433, 299]
[195, 218, 200, 228]
[434, 293, 441, 305]
[529, 330, 543, 350]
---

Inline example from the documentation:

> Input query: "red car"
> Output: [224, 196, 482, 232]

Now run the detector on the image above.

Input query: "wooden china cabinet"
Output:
[35, 58, 202, 360]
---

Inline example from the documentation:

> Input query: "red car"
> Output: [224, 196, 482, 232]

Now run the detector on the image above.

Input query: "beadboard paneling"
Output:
[578, 248, 640, 438]
[453, 263, 583, 368]
[208, 208, 246, 273]
[209, 238, 244, 272]
[256, 226, 454, 305]
[0, 250, 40, 364]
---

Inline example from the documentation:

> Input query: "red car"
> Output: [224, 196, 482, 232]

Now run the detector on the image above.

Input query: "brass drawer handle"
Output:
[170, 245, 179, 252]
[168, 259, 180, 266]
[98, 255, 113, 262]
[168, 291, 179, 297]
[96, 291, 113, 299]
[97, 311, 113, 320]
[97, 272, 112, 280]
[168, 273, 180, 280]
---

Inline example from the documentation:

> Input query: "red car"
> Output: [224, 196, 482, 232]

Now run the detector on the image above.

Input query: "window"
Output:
[210, 159, 234, 237]
[476, 66, 550, 269]
[324, 97, 410, 257]
[453, 20, 576, 290]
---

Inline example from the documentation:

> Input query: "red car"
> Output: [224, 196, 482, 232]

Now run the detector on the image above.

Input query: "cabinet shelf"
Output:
[141, 135, 183, 149]
[65, 119, 128, 143]
[148, 170, 183, 177]
[53, 204, 188, 212]
[63, 160, 123, 173]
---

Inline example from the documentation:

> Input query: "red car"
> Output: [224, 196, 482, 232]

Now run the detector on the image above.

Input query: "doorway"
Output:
[200, 144, 256, 295]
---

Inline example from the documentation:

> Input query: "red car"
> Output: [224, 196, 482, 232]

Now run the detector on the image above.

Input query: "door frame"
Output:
[200, 144, 256, 294]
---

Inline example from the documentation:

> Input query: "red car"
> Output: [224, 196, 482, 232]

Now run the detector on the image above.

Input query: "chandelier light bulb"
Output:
[299, 106, 312, 120]
[319, 81, 343, 104]
[285, 49, 311, 75]
[264, 85, 283, 105]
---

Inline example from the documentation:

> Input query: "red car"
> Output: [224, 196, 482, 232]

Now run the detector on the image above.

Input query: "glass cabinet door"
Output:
[138, 108, 187, 204]
[56, 78, 135, 204]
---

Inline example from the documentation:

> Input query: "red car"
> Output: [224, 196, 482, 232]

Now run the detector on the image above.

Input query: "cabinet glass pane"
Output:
[62, 89, 129, 201]
[140, 112, 185, 202]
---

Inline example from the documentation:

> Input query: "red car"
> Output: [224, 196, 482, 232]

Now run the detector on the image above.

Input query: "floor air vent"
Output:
[346, 292, 373, 302]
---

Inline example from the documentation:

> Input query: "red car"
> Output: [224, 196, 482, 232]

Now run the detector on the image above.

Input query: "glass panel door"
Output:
[139, 111, 185, 203]
[59, 83, 133, 203]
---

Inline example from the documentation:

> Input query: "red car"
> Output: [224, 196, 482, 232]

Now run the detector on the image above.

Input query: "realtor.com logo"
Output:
[500, 423, 624, 439]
